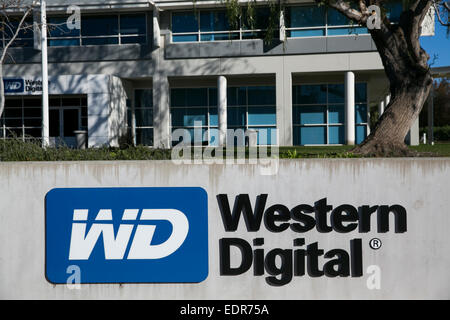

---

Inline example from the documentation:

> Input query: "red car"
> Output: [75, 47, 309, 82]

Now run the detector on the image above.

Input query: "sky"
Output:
[420, 18, 450, 68]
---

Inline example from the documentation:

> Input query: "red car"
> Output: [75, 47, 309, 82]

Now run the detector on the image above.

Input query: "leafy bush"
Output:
[420, 126, 450, 141]
[0, 138, 171, 162]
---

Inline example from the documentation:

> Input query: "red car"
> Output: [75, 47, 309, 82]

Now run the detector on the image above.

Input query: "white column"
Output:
[385, 94, 391, 108]
[279, 8, 286, 42]
[218, 76, 227, 147]
[409, 118, 420, 146]
[276, 70, 292, 146]
[153, 73, 170, 148]
[427, 91, 434, 145]
[345, 71, 355, 145]
[378, 100, 385, 117]
[152, 8, 161, 48]
[41, 0, 49, 147]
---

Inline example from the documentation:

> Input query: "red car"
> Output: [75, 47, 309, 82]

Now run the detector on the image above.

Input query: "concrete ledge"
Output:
[0, 158, 449, 299]
[165, 35, 375, 59]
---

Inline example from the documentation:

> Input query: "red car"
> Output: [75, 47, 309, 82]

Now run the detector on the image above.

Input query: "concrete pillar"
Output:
[218, 76, 227, 147]
[378, 100, 385, 117]
[409, 118, 420, 146]
[385, 94, 391, 108]
[279, 9, 286, 42]
[427, 91, 434, 145]
[152, 9, 161, 48]
[345, 71, 355, 145]
[153, 73, 171, 148]
[277, 69, 292, 146]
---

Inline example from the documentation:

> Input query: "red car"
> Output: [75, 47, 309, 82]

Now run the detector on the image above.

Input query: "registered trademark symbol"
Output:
[369, 238, 382, 250]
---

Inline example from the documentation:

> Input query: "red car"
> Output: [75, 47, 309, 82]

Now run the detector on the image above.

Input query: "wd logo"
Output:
[45, 188, 208, 284]
[4, 78, 24, 93]
[68, 209, 189, 260]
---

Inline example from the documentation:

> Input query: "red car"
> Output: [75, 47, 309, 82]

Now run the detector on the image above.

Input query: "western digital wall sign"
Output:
[45, 187, 209, 284]
[45, 187, 407, 286]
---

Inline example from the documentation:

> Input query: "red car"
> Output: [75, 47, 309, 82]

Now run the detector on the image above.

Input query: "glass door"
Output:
[62, 108, 80, 148]
[49, 109, 61, 146]
[49, 107, 81, 147]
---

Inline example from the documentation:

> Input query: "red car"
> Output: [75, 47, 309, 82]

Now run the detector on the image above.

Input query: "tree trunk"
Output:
[352, 4, 434, 156]
[353, 72, 433, 156]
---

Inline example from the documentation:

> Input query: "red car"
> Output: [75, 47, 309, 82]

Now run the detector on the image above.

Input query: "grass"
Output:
[0, 138, 449, 161]
[278, 146, 356, 158]
[409, 142, 450, 157]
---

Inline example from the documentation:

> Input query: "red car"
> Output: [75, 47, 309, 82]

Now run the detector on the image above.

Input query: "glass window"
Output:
[327, 26, 368, 36]
[294, 126, 326, 145]
[355, 104, 368, 124]
[248, 106, 276, 126]
[24, 128, 41, 138]
[172, 12, 198, 33]
[296, 105, 326, 125]
[82, 37, 119, 45]
[170, 88, 216, 146]
[81, 15, 118, 37]
[227, 107, 246, 127]
[121, 36, 147, 44]
[200, 11, 229, 32]
[328, 84, 345, 103]
[208, 88, 218, 106]
[242, 7, 276, 31]
[48, 13, 146, 46]
[227, 87, 247, 106]
[356, 125, 367, 144]
[48, 17, 80, 37]
[135, 108, 153, 127]
[171, 88, 187, 107]
[288, 29, 325, 38]
[172, 7, 277, 42]
[292, 83, 367, 145]
[208, 128, 220, 146]
[385, 1, 403, 23]
[209, 107, 218, 126]
[4, 108, 22, 118]
[23, 108, 41, 118]
[135, 91, 153, 126]
[136, 128, 154, 146]
[80, 15, 119, 45]
[173, 34, 198, 42]
[49, 39, 80, 46]
[288, 6, 325, 28]
[327, 8, 350, 26]
[1, 17, 33, 47]
[131, 89, 153, 146]
[294, 85, 327, 104]
[135, 89, 153, 109]
[172, 108, 208, 127]
[120, 14, 146, 35]
[171, 86, 276, 146]
[328, 105, 345, 124]
[248, 86, 276, 105]
[249, 127, 277, 145]
[328, 126, 345, 144]
[356, 83, 367, 103]
[186, 88, 208, 107]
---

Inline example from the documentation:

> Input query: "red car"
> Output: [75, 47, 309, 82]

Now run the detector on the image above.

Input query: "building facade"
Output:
[1, 0, 424, 148]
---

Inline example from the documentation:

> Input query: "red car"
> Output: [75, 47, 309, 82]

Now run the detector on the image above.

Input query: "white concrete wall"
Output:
[0, 159, 449, 299]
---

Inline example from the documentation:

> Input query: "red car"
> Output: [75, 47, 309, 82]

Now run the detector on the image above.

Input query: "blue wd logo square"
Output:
[45, 187, 208, 284]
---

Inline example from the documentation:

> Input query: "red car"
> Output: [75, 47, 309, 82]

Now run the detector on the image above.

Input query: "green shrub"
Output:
[0, 138, 171, 162]
[420, 126, 450, 141]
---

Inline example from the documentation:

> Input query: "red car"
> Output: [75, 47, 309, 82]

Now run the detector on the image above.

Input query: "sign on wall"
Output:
[45, 187, 209, 284]
[3, 78, 48, 95]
